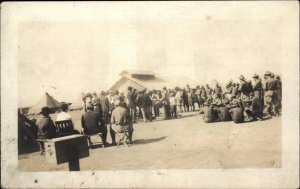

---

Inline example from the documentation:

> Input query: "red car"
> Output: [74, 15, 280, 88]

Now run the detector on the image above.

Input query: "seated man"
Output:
[199, 100, 218, 123]
[36, 107, 57, 140]
[228, 99, 245, 124]
[213, 100, 231, 121]
[110, 96, 134, 144]
[81, 104, 108, 146]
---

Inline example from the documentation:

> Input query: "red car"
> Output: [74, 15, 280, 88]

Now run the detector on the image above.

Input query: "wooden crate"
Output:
[44, 134, 89, 164]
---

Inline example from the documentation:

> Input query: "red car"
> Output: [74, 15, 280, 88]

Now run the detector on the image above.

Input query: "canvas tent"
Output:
[28, 92, 61, 115]
[69, 93, 84, 110]
[108, 70, 198, 92]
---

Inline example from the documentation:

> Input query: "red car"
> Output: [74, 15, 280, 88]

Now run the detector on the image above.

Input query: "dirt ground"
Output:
[19, 111, 281, 171]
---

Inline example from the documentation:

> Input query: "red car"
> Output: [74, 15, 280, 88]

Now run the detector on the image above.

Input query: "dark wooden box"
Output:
[44, 134, 89, 164]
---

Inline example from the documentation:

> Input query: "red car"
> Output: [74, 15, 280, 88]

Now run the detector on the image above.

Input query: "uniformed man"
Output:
[110, 96, 134, 144]
[205, 84, 213, 100]
[263, 71, 279, 116]
[252, 74, 263, 100]
[238, 75, 253, 101]
[125, 86, 136, 123]
[160, 86, 171, 119]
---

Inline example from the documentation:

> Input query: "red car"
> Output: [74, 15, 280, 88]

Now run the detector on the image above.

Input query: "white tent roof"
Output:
[28, 92, 61, 114]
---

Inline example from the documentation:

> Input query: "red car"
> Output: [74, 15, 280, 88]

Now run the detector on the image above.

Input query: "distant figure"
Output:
[169, 92, 177, 118]
[152, 90, 161, 118]
[263, 71, 279, 117]
[160, 86, 171, 119]
[125, 86, 136, 123]
[56, 103, 72, 122]
[36, 107, 57, 140]
[81, 103, 107, 145]
[110, 97, 134, 144]
[99, 91, 110, 124]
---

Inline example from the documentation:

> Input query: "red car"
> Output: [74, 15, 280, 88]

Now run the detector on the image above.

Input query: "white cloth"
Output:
[56, 111, 72, 122]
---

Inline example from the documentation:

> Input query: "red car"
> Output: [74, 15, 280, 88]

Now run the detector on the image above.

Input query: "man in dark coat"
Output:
[238, 75, 253, 100]
[126, 86, 136, 123]
[99, 91, 110, 124]
[81, 103, 108, 145]
[36, 107, 57, 140]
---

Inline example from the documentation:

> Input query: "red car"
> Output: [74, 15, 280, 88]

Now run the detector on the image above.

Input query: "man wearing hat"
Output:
[110, 96, 134, 144]
[99, 91, 110, 124]
[199, 100, 218, 123]
[36, 107, 57, 140]
[160, 86, 171, 119]
[238, 75, 253, 101]
[205, 84, 213, 100]
[56, 103, 72, 122]
[125, 86, 136, 123]
[263, 71, 279, 116]
[252, 74, 263, 100]
[228, 99, 244, 123]
[81, 102, 108, 146]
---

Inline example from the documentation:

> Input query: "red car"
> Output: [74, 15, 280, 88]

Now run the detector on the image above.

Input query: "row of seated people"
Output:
[36, 97, 133, 153]
[199, 97, 263, 124]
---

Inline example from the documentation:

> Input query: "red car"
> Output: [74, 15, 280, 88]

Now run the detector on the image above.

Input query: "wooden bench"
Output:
[81, 128, 104, 149]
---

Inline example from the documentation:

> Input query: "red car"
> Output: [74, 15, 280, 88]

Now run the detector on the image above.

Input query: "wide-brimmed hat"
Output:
[264, 71, 272, 76]
[60, 102, 69, 109]
[252, 73, 259, 78]
[39, 106, 50, 114]
[162, 86, 167, 90]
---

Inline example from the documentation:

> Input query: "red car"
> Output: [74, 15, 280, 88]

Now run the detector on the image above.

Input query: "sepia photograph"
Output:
[1, 1, 299, 188]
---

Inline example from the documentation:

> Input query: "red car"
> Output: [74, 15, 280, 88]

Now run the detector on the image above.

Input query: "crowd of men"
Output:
[26, 70, 282, 150]
[82, 70, 281, 124]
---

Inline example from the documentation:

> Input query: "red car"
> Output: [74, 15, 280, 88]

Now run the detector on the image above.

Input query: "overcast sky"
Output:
[18, 2, 288, 107]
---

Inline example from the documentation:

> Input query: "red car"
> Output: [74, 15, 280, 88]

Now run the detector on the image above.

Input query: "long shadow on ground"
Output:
[133, 136, 168, 145]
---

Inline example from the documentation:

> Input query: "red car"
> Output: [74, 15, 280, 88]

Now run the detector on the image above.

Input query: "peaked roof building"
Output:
[108, 70, 197, 92]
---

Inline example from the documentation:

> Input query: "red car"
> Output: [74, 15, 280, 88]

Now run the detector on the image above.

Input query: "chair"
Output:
[81, 128, 104, 149]
[55, 120, 79, 137]
[115, 129, 130, 148]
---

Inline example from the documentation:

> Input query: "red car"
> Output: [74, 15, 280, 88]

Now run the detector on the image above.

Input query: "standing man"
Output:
[263, 71, 279, 117]
[126, 86, 136, 123]
[161, 86, 171, 120]
[99, 91, 110, 124]
[238, 75, 253, 100]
